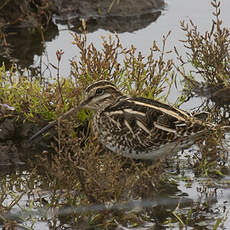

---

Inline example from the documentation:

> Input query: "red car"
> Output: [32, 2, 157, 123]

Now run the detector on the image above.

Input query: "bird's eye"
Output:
[95, 88, 104, 95]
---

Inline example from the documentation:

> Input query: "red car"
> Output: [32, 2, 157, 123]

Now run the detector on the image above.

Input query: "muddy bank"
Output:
[0, 111, 52, 169]
[0, 0, 164, 31]
[54, 0, 164, 32]
[53, 0, 164, 18]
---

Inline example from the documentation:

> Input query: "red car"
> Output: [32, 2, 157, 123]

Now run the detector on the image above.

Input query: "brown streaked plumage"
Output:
[30, 80, 213, 160]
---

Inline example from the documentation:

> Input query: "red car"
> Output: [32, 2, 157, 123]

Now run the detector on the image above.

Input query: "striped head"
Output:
[80, 81, 123, 110]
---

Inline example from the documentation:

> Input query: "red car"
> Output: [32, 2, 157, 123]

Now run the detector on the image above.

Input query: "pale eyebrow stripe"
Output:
[90, 93, 112, 103]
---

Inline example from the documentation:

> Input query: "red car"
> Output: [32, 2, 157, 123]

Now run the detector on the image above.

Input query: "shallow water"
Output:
[1, 0, 230, 229]
[1, 147, 230, 229]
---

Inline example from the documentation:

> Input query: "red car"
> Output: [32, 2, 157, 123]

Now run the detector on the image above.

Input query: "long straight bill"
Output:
[29, 105, 82, 141]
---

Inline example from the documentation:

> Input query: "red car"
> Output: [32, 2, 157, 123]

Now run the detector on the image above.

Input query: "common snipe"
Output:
[30, 80, 213, 160]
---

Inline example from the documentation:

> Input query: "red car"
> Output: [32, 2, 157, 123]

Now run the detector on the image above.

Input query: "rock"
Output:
[53, 0, 164, 17]
[0, 118, 16, 141]
[54, 0, 165, 32]
[0, 141, 21, 165]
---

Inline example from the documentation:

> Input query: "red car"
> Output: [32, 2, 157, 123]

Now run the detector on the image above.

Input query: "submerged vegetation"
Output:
[0, 0, 230, 229]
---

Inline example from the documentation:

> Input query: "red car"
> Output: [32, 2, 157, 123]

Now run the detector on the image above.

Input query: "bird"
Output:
[30, 80, 214, 160]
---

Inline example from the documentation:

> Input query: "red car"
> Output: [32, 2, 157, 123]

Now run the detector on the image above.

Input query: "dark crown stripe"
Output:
[85, 81, 116, 93]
